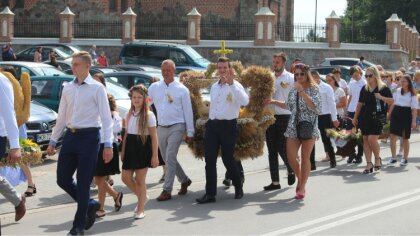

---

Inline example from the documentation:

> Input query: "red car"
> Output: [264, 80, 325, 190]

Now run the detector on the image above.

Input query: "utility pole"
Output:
[314, 0, 318, 42]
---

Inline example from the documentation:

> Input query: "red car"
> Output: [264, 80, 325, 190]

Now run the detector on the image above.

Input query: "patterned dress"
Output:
[284, 86, 322, 139]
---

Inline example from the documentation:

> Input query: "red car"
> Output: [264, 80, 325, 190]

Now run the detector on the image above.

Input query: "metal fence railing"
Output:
[74, 20, 122, 39]
[200, 21, 255, 40]
[276, 23, 328, 42]
[136, 22, 188, 40]
[14, 19, 60, 38]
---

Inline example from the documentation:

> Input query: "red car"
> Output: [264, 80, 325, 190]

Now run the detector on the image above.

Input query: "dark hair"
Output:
[360, 56, 365, 61]
[36, 46, 42, 52]
[326, 73, 339, 87]
[2, 66, 17, 79]
[217, 57, 231, 67]
[93, 73, 106, 87]
[273, 52, 287, 62]
[400, 74, 416, 96]
[332, 68, 341, 74]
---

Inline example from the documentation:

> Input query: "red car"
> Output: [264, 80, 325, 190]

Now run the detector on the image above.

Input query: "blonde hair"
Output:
[365, 66, 386, 91]
[128, 85, 149, 144]
[72, 51, 92, 65]
[415, 70, 420, 81]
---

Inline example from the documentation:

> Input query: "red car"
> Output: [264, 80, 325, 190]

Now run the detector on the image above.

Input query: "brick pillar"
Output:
[121, 7, 137, 44]
[400, 21, 406, 50]
[326, 11, 341, 48]
[411, 26, 418, 59]
[408, 26, 413, 55]
[0, 7, 14, 42]
[254, 6, 275, 46]
[59, 7, 75, 43]
[385, 14, 401, 50]
[186, 7, 201, 45]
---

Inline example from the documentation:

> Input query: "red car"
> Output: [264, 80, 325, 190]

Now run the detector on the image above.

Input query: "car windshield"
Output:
[32, 66, 66, 76]
[54, 48, 72, 59]
[106, 80, 130, 100]
[184, 47, 206, 60]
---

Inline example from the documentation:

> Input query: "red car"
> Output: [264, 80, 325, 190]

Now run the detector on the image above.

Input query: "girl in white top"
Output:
[388, 75, 418, 166]
[121, 84, 159, 219]
[326, 73, 347, 118]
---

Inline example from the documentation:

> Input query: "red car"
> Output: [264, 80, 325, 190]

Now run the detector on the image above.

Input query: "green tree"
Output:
[341, 0, 420, 44]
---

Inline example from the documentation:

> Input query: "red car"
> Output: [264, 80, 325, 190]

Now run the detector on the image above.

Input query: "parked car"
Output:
[319, 57, 375, 69]
[104, 71, 165, 89]
[0, 62, 66, 78]
[33, 43, 82, 56]
[43, 60, 72, 71]
[175, 66, 207, 75]
[26, 101, 61, 154]
[16, 46, 71, 62]
[30, 75, 131, 117]
[118, 41, 210, 68]
[110, 64, 161, 72]
[63, 66, 120, 76]
[310, 66, 361, 83]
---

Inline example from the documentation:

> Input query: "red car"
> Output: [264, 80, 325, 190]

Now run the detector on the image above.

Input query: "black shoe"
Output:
[85, 201, 100, 230]
[222, 178, 232, 187]
[235, 187, 244, 199]
[330, 160, 337, 168]
[263, 183, 281, 191]
[353, 156, 363, 164]
[287, 173, 296, 186]
[347, 154, 356, 164]
[311, 165, 317, 171]
[196, 194, 216, 204]
[69, 227, 84, 235]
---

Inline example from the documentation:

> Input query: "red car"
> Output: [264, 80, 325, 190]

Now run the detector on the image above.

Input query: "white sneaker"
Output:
[134, 212, 146, 219]
[387, 158, 397, 166]
[400, 159, 408, 166]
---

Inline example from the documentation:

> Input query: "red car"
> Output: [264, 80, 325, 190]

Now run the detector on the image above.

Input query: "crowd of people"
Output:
[1, 50, 419, 235]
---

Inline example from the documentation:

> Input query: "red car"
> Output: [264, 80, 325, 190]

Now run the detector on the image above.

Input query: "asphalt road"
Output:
[1, 133, 420, 235]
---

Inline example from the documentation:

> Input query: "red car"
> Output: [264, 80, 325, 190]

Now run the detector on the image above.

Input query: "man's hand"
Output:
[46, 145, 56, 156]
[333, 120, 340, 128]
[220, 68, 236, 85]
[185, 136, 193, 145]
[352, 118, 358, 127]
[7, 148, 21, 164]
[103, 147, 113, 164]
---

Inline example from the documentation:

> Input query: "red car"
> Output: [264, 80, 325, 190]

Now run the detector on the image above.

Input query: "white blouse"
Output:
[393, 88, 419, 109]
[334, 87, 346, 116]
[127, 110, 156, 135]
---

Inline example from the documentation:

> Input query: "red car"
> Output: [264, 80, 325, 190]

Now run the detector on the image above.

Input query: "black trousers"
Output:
[204, 119, 241, 197]
[347, 112, 363, 157]
[225, 161, 244, 180]
[265, 115, 292, 182]
[310, 114, 336, 164]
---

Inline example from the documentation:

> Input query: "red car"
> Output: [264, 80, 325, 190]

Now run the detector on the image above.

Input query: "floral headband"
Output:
[129, 84, 148, 97]
[294, 63, 310, 72]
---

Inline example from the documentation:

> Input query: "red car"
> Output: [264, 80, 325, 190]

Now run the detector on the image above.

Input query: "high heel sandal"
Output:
[25, 184, 37, 197]
[363, 162, 373, 174]
[374, 158, 382, 171]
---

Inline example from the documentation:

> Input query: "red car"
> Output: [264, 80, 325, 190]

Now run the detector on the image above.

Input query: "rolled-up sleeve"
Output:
[182, 88, 195, 137]
[230, 81, 249, 106]
[97, 86, 113, 147]
[0, 77, 19, 149]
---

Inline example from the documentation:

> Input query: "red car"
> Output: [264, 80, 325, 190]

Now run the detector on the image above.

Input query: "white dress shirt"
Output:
[271, 70, 294, 115]
[100, 111, 122, 143]
[148, 80, 194, 137]
[50, 75, 113, 147]
[0, 74, 20, 149]
[334, 87, 346, 116]
[393, 88, 419, 109]
[209, 80, 249, 120]
[347, 78, 367, 112]
[127, 111, 156, 135]
[319, 81, 338, 121]
[338, 79, 348, 91]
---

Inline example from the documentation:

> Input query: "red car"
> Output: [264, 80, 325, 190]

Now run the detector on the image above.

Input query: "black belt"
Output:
[158, 123, 182, 128]
[67, 127, 100, 133]
[209, 119, 237, 123]
[274, 114, 290, 117]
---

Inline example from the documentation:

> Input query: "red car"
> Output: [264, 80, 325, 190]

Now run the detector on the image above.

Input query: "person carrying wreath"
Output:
[196, 57, 249, 204]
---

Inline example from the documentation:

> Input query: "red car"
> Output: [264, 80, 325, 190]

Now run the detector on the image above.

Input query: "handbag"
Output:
[295, 91, 315, 140]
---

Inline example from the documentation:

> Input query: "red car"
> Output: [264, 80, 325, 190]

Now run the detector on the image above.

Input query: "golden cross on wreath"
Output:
[213, 40, 233, 57]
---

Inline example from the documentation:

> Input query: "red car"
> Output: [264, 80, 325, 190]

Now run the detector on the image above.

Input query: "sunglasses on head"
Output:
[381, 76, 388, 79]
[294, 72, 305, 77]
[365, 74, 374, 78]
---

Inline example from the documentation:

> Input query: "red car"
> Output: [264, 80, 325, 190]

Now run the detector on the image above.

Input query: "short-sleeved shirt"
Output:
[358, 85, 392, 118]
[347, 78, 366, 112]
[127, 110, 156, 135]
[334, 87, 346, 116]
[393, 88, 419, 109]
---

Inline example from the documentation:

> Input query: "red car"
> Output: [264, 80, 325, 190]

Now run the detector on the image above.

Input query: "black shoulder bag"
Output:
[296, 90, 316, 140]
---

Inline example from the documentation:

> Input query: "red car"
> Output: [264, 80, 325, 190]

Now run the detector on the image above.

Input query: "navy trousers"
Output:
[0, 136, 6, 158]
[204, 119, 241, 197]
[56, 130, 100, 230]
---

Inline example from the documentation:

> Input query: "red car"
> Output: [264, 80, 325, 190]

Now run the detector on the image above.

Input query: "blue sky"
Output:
[294, 0, 347, 24]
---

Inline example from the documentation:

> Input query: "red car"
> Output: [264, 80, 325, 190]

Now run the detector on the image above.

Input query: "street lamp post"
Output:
[352, 0, 355, 43]
[314, 0, 318, 42]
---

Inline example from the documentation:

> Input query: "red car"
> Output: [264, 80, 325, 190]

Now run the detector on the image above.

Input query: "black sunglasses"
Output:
[365, 74, 374, 78]
[294, 72, 305, 77]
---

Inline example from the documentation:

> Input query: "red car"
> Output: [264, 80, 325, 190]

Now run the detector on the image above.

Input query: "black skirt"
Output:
[122, 134, 164, 170]
[95, 143, 121, 177]
[359, 114, 383, 136]
[390, 106, 413, 138]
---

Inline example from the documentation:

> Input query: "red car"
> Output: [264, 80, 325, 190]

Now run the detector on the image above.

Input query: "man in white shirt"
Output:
[345, 65, 366, 164]
[0, 73, 26, 222]
[148, 59, 194, 202]
[47, 52, 113, 235]
[311, 71, 339, 168]
[263, 52, 296, 191]
[196, 57, 249, 204]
